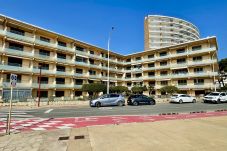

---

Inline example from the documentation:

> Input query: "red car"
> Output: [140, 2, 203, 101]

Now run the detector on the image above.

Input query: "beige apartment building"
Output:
[0, 14, 218, 100]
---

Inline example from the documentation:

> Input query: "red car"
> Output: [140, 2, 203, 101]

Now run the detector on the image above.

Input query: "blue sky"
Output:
[0, 0, 226, 59]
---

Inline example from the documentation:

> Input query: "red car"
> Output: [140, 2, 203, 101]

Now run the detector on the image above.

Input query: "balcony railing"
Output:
[6, 31, 34, 43]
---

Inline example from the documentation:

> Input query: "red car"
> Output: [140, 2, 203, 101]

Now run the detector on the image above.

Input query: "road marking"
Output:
[45, 109, 53, 114]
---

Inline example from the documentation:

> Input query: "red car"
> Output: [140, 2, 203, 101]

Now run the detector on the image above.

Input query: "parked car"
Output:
[90, 94, 125, 107]
[127, 94, 156, 106]
[203, 92, 227, 104]
[170, 94, 196, 104]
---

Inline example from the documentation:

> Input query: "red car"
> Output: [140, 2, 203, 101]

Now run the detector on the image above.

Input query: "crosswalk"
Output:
[0, 110, 35, 122]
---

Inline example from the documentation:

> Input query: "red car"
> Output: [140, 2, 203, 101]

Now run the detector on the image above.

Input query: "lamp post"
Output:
[37, 64, 42, 107]
[107, 27, 114, 94]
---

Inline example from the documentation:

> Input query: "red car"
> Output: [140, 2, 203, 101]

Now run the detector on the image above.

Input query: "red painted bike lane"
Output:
[1, 110, 227, 134]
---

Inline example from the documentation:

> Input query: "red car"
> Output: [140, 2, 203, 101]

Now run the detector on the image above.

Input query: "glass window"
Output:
[192, 45, 202, 51]
[136, 57, 141, 61]
[126, 59, 131, 62]
[75, 79, 83, 85]
[57, 53, 66, 59]
[194, 68, 203, 73]
[148, 54, 154, 59]
[193, 56, 202, 61]
[76, 46, 84, 51]
[177, 58, 186, 64]
[56, 78, 65, 84]
[176, 48, 185, 54]
[40, 36, 50, 43]
[194, 79, 204, 85]
[40, 63, 49, 70]
[148, 63, 155, 67]
[10, 27, 24, 36]
[160, 61, 167, 66]
[9, 42, 23, 51]
[56, 65, 65, 72]
[76, 68, 83, 74]
[58, 41, 66, 47]
[90, 50, 94, 54]
[160, 52, 167, 57]
[178, 80, 187, 85]
[161, 81, 168, 85]
[39, 49, 50, 56]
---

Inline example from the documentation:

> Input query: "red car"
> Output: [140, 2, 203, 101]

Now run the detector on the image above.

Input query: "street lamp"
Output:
[37, 64, 42, 107]
[107, 27, 114, 94]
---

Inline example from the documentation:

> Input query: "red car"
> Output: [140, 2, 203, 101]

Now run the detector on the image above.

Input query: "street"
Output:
[1, 102, 227, 119]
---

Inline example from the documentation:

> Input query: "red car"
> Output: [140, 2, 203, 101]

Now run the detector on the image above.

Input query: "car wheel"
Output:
[150, 101, 155, 105]
[95, 102, 101, 107]
[179, 99, 183, 104]
[204, 100, 207, 103]
[117, 101, 123, 106]
[217, 99, 221, 104]
[192, 99, 196, 103]
[133, 101, 139, 106]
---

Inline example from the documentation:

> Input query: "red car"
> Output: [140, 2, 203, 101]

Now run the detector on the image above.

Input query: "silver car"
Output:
[90, 94, 125, 107]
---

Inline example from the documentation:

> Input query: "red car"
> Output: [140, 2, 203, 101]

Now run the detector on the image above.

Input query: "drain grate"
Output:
[58, 136, 69, 141]
[74, 135, 85, 140]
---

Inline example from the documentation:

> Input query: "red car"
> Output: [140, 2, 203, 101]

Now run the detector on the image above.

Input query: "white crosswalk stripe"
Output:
[0, 111, 35, 121]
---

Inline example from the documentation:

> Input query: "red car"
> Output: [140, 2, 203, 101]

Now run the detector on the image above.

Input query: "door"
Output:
[109, 94, 119, 105]
[185, 95, 192, 102]
[220, 93, 226, 102]
[100, 94, 110, 106]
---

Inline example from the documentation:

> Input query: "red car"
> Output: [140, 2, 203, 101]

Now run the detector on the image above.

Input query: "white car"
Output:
[170, 94, 196, 104]
[203, 92, 227, 104]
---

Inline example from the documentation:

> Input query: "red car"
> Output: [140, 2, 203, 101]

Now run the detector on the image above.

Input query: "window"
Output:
[192, 45, 202, 51]
[148, 54, 154, 59]
[56, 78, 65, 84]
[149, 81, 155, 86]
[38, 91, 48, 98]
[135, 73, 142, 77]
[7, 74, 21, 83]
[57, 53, 66, 59]
[89, 59, 94, 64]
[136, 57, 141, 61]
[10, 27, 24, 36]
[58, 41, 66, 47]
[8, 57, 22, 67]
[177, 58, 186, 64]
[55, 91, 64, 97]
[110, 94, 119, 98]
[173, 69, 188, 74]
[9, 42, 23, 51]
[39, 49, 50, 56]
[126, 58, 131, 62]
[160, 61, 167, 66]
[160, 71, 168, 76]
[89, 70, 96, 75]
[176, 48, 185, 54]
[56, 65, 65, 72]
[194, 79, 204, 85]
[194, 68, 203, 73]
[40, 63, 49, 70]
[76, 46, 84, 51]
[160, 52, 167, 57]
[40, 36, 50, 43]
[148, 72, 155, 76]
[161, 81, 168, 86]
[193, 56, 202, 61]
[148, 63, 155, 67]
[90, 50, 94, 54]
[38, 77, 48, 84]
[76, 68, 83, 74]
[126, 73, 131, 78]
[75, 91, 82, 97]
[75, 79, 83, 85]
[76, 56, 87, 63]
[178, 80, 187, 85]
[127, 83, 132, 86]
[126, 66, 131, 70]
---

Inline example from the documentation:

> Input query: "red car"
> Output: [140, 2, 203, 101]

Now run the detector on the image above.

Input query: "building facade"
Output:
[144, 15, 200, 50]
[0, 15, 218, 100]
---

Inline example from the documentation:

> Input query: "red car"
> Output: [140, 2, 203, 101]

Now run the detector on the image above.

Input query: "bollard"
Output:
[6, 114, 9, 134]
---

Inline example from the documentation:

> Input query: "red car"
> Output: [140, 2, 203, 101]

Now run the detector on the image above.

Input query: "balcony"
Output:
[32, 83, 55, 89]
[57, 45, 74, 53]
[6, 31, 34, 43]
[33, 67, 55, 75]
[89, 75, 101, 79]
[35, 39, 56, 48]
[74, 85, 82, 89]
[56, 84, 74, 89]
[56, 58, 73, 64]
[1, 47, 34, 58]
[1, 82, 32, 88]
[0, 64, 32, 73]
[34, 53, 55, 61]
[75, 61, 90, 67]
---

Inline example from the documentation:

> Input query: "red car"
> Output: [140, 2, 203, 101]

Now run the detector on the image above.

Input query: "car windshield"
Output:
[208, 93, 220, 96]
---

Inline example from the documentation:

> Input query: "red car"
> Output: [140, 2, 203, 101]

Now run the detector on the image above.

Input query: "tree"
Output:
[82, 83, 106, 99]
[110, 86, 128, 93]
[160, 86, 179, 96]
[220, 85, 227, 92]
[219, 58, 227, 72]
[148, 85, 155, 95]
[131, 86, 145, 94]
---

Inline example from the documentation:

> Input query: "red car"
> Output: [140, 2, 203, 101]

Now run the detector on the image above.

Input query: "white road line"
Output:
[44, 109, 53, 114]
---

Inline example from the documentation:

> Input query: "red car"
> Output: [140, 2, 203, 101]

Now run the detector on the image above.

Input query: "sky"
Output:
[0, 0, 226, 59]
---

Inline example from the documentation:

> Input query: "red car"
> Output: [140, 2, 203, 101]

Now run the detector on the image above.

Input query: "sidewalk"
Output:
[0, 115, 227, 151]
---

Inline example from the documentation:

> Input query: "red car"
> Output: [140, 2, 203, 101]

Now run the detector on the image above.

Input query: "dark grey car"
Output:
[90, 94, 125, 107]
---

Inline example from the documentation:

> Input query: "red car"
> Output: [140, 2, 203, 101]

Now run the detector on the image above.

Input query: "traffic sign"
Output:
[10, 74, 17, 87]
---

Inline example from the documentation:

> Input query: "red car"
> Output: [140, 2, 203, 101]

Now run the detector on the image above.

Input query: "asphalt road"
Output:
[1, 102, 227, 119]
[19, 102, 227, 118]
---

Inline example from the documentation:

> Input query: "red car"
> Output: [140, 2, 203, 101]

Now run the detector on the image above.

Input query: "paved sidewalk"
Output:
[0, 115, 227, 151]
